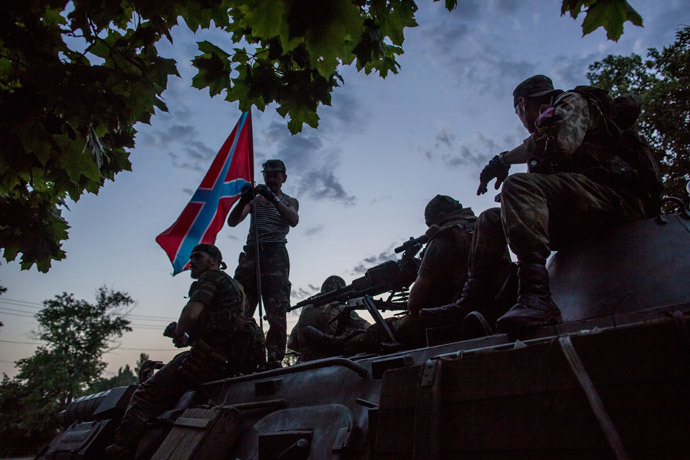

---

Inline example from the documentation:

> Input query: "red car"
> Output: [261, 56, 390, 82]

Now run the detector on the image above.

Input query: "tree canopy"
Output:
[0, 286, 132, 456]
[0, 0, 643, 272]
[587, 26, 690, 199]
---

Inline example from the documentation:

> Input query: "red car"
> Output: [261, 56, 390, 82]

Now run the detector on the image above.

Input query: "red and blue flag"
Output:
[156, 112, 254, 275]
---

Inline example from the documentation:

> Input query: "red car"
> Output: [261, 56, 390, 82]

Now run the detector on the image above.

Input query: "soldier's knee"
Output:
[502, 172, 540, 197]
[477, 207, 502, 226]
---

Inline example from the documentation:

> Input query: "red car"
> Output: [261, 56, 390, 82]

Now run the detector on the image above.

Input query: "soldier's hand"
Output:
[477, 153, 510, 195]
[172, 335, 187, 348]
[254, 184, 277, 203]
[238, 187, 254, 204]
[163, 321, 177, 338]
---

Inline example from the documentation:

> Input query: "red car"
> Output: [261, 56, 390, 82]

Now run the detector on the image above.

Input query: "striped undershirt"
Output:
[246, 194, 295, 244]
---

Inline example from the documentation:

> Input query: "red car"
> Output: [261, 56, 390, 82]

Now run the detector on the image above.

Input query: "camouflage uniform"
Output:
[234, 242, 291, 362]
[288, 301, 370, 361]
[111, 270, 264, 452]
[501, 91, 647, 261]
[332, 215, 476, 354]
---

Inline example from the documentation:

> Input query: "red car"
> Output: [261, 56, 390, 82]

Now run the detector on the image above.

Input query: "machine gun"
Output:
[290, 234, 428, 346]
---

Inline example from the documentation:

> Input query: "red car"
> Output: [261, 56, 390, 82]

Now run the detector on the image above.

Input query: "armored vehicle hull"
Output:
[37, 213, 690, 459]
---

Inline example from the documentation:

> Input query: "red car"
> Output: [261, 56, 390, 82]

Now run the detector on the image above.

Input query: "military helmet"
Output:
[424, 195, 462, 225]
[321, 275, 346, 293]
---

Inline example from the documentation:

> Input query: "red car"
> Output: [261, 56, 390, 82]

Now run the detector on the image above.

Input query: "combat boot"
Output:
[496, 260, 563, 332]
[301, 326, 345, 355]
[418, 277, 489, 326]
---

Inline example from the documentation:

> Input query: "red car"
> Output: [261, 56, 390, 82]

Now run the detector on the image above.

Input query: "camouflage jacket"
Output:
[418, 213, 476, 307]
[522, 89, 640, 190]
[188, 269, 247, 348]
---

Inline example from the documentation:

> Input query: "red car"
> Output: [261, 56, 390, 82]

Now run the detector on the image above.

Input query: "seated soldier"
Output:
[303, 195, 477, 355]
[287, 275, 370, 361]
[421, 75, 655, 332]
[106, 244, 265, 459]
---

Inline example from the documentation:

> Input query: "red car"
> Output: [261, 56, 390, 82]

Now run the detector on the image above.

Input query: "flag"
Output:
[156, 112, 254, 275]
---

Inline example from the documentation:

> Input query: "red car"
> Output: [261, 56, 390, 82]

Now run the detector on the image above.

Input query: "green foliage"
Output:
[1, 1, 643, 272]
[87, 364, 138, 393]
[0, 286, 132, 456]
[587, 26, 690, 199]
[561, 0, 642, 40]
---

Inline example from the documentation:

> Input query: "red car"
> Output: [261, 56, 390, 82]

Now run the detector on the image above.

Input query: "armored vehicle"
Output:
[36, 198, 690, 459]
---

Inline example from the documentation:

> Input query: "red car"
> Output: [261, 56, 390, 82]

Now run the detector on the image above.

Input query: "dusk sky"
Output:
[1, 0, 688, 378]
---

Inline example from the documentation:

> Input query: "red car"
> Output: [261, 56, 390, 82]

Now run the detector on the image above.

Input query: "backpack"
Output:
[571, 86, 664, 217]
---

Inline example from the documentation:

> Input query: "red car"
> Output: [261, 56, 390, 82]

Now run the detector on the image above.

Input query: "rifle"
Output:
[290, 235, 427, 345]
[290, 234, 427, 312]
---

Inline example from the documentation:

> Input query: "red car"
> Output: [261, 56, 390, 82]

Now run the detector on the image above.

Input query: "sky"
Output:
[1, 0, 689, 378]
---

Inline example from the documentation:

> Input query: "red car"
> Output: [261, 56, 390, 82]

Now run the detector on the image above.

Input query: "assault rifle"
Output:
[290, 234, 428, 345]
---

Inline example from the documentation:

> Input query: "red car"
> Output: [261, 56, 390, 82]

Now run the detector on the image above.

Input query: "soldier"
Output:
[303, 195, 477, 355]
[227, 159, 299, 369]
[106, 244, 265, 459]
[421, 75, 652, 332]
[287, 275, 370, 361]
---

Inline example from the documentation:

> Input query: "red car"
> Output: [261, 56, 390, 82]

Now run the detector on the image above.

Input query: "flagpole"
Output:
[252, 184, 265, 335]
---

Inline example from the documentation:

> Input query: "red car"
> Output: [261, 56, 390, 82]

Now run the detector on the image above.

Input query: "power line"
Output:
[0, 339, 174, 353]
[0, 306, 40, 315]
[0, 339, 42, 345]
[0, 299, 175, 321]
[0, 311, 36, 319]
[0, 298, 43, 308]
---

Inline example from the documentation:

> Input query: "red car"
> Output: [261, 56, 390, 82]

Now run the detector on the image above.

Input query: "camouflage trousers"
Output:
[234, 243, 291, 362]
[112, 351, 199, 449]
[472, 172, 646, 268]
[289, 302, 370, 361]
[340, 314, 426, 355]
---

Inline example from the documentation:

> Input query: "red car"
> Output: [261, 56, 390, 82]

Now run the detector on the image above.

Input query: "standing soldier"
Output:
[106, 244, 265, 458]
[228, 159, 299, 369]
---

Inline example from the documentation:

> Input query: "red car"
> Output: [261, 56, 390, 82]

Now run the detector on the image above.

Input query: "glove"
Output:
[254, 184, 277, 203]
[477, 153, 510, 195]
[173, 334, 189, 348]
[239, 187, 254, 202]
[163, 321, 177, 338]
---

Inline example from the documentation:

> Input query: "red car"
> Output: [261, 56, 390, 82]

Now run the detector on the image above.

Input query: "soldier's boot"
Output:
[460, 311, 493, 339]
[418, 277, 489, 327]
[301, 326, 346, 355]
[496, 260, 563, 332]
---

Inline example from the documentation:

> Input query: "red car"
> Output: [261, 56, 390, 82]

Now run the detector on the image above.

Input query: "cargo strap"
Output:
[559, 336, 630, 460]
[413, 358, 443, 460]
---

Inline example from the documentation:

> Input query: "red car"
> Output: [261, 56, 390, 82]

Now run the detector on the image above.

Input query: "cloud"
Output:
[292, 284, 320, 300]
[298, 168, 357, 206]
[422, 128, 495, 169]
[259, 122, 357, 205]
[436, 128, 456, 148]
[351, 251, 396, 275]
[303, 225, 325, 236]
[488, 0, 524, 15]
[442, 144, 486, 168]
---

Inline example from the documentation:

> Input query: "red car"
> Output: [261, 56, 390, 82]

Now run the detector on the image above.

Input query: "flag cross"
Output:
[156, 112, 254, 275]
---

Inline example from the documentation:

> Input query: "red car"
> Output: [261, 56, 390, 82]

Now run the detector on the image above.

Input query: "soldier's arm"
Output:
[175, 300, 206, 336]
[276, 196, 299, 227]
[176, 272, 217, 336]
[407, 275, 433, 317]
[524, 92, 591, 158]
[227, 199, 252, 227]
